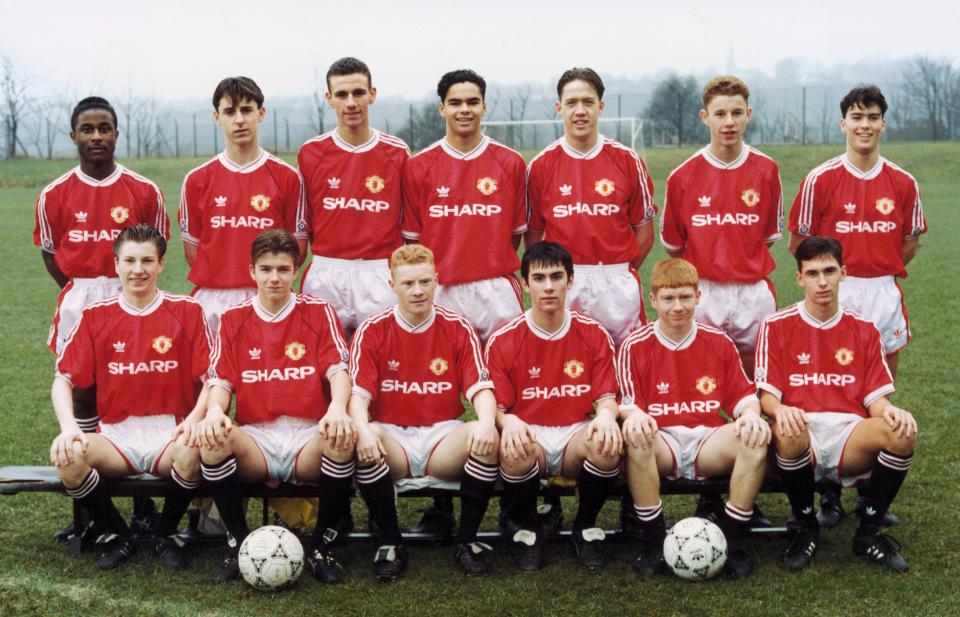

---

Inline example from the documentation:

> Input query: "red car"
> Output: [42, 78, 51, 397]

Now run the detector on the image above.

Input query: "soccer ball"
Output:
[238, 525, 304, 590]
[663, 517, 727, 580]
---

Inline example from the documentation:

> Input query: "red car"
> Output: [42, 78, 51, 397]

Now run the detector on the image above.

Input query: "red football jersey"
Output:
[56, 292, 210, 424]
[485, 311, 618, 427]
[527, 136, 656, 265]
[208, 294, 349, 425]
[400, 137, 527, 284]
[178, 150, 307, 289]
[350, 305, 491, 426]
[298, 130, 409, 260]
[789, 155, 926, 278]
[660, 146, 783, 282]
[33, 165, 169, 279]
[617, 321, 755, 429]
[755, 302, 895, 417]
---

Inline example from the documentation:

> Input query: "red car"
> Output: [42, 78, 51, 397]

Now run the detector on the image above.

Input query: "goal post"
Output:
[480, 117, 647, 158]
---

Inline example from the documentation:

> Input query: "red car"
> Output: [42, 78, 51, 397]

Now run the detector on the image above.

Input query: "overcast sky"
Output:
[3, 0, 958, 101]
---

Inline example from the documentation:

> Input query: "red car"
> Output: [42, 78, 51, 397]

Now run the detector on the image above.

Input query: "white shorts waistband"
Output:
[574, 262, 629, 274]
[311, 256, 389, 270]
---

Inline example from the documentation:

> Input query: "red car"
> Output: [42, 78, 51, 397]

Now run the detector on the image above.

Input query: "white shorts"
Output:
[568, 263, 645, 346]
[49, 277, 122, 354]
[99, 415, 176, 475]
[658, 425, 721, 481]
[807, 412, 869, 487]
[529, 421, 590, 477]
[243, 416, 319, 483]
[377, 419, 462, 478]
[696, 279, 776, 352]
[435, 276, 523, 344]
[301, 257, 393, 336]
[193, 287, 256, 335]
[840, 276, 909, 354]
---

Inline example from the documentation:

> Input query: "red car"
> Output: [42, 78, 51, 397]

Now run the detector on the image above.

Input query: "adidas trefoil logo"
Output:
[802, 506, 813, 515]
[657, 382, 669, 394]
[698, 195, 711, 208]
[436, 186, 450, 198]
[529, 366, 541, 379]
[865, 506, 877, 517]
[797, 353, 811, 365]
[327, 177, 341, 189]
[214, 195, 227, 207]
[559, 184, 573, 197]
[113, 341, 125, 353]
[844, 202, 856, 215]
[75, 211, 88, 223]
[387, 359, 400, 371]
[248, 347, 261, 360]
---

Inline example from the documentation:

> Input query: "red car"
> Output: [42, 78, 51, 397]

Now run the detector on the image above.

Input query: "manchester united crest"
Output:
[429, 357, 449, 376]
[250, 194, 271, 212]
[695, 375, 717, 395]
[285, 341, 306, 361]
[594, 178, 615, 197]
[365, 175, 385, 194]
[835, 348, 854, 366]
[151, 335, 173, 355]
[110, 206, 130, 224]
[875, 197, 895, 216]
[563, 359, 585, 379]
[741, 188, 761, 208]
[476, 177, 498, 196]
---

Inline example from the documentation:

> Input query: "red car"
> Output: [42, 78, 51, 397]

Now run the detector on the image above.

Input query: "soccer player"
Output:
[49, 224, 208, 571]
[486, 241, 622, 571]
[349, 244, 500, 578]
[788, 85, 926, 377]
[179, 77, 307, 334]
[526, 67, 657, 346]
[298, 57, 409, 338]
[659, 76, 782, 378]
[617, 258, 770, 578]
[757, 236, 916, 572]
[400, 69, 526, 344]
[197, 229, 355, 583]
[34, 96, 168, 539]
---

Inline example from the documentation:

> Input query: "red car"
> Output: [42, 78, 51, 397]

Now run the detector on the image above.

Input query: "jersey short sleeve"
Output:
[349, 319, 382, 401]
[616, 335, 648, 412]
[509, 154, 528, 235]
[186, 302, 213, 383]
[720, 335, 756, 416]
[484, 333, 517, 411]
[178, 171, 204, 246]
[901, 177, 926, 239]
[659, 171, 688, 251]
[55, 312, 97, 388]
[753, 318, 784, 399]
[311, 301, 350, 379]
[209, 314, 239, 391]
[861, 323, 895, 407]
[766, 170, 785, 243]
[789, 171, 823, 237]
[33, 188, 62, 253]
[451, 313, 492, 402]
[589, 323, 619, 401]
[625, 149, 657, 227]
[284, 167, 308, 240]
[399, 160, 423, 240]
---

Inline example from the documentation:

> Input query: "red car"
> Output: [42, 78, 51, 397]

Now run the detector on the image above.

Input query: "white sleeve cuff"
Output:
[465, 380, 494, 403]
[731, 394, 758, 418]
[181, 233, 200, 245]
[863, 384, 895, 409]
[351, 385, 372, 401]
[400, 230, 420, 240]
[325, 363, 348, 381]
[208, 379, 233, 394]
[757, 382, 782, 400]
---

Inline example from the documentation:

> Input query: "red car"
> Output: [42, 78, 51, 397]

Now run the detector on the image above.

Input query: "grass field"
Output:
[0, 142, 957, 616]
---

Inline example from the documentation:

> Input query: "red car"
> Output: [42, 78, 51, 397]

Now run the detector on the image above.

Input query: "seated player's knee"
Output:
[585, 443, 621, 471]
[736, 437, 768, 467]
[626, 440, 657, 464]
[499, 452, 537, 477]
[882, 425, 916, 455]
[773, 430, 810, 457]
[171, 445, 201, 479]
[199, 442, 231, 464]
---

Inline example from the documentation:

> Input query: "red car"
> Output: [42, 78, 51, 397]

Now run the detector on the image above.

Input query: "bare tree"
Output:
[1, 56, 32, 158]
[645, 74, 703, 146]
[901, 56, 953, 141]
[310, 66, 328, 135]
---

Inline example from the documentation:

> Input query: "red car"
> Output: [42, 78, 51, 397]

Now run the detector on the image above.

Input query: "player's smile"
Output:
[115, 240, 164, 302]
[72, 109, 118, 166]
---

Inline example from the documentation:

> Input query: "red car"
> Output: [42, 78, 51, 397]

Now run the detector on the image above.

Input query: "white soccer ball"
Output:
[663, 516, 727, 580]
[238, 525, 304, 591]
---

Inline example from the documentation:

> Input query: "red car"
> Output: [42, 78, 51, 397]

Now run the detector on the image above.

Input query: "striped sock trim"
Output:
[76, 416, 100, 433]
[171, 466, 200, 490]
[878, 450, 913, 471]
[321, 457, 356, 479]
[633, 500, 663, 522]
[725, 502, 754, 523]
[501, 462, 540, 484]
[583, 459, 621, 478]
[201, 456, 237, 482]
[66, 468, 100, 499]
[776, 449, 812, 471]
[464, 457, 499, 482]
[355, 461, 390, 484]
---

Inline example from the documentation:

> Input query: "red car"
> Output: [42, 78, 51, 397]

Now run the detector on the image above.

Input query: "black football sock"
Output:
[777, 449, 818, 529]
[355, 460, 402, 545]
[311, 457, 356, 544]
[201, 455, 249, 547]
[718, 501, 754, 543]
[75, 416, 100, 434]
[456, 457, 498, 543]
[157, 466, 200, 537]
[573, 459, 620, 531]
[633, 501, 666, 542]
[857, 450, 912, 532]
[64, 468, 130, 536]
[501, 462, 541, 532]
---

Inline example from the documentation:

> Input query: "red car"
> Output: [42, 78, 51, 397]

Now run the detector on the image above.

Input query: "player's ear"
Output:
[555, 100, 562, 116]
[699, 108, 708, 126]
[745, 107, 753, 123]
[695, 288, 702, 304]
[566, 274, 574, 290]
[839, 265, 847, 281]
[257, 105, 266, 123]
[249, 263, 257, 283]
[324, 90, 333, 105]
[598, 100, 605, 114]
[368, 86, 377, 105]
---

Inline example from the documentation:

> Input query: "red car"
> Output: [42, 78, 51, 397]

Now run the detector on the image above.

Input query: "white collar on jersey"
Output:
[797, 301, 842, 330]
[218, 148, 268, 174]
[253, 293, 296, 323]
[524, 308, 571, 341]
[393, 304, 436, 334]
[118, 290, 163, 317]
[701, 144, 750, 170]
[653, 319, 698, 351]
[841, 154, 885, 180]
[75, 164, 123, 187]
[331, 128, 381, 153]
[439, 134, 490, 160]
[559, 134, 605, 160]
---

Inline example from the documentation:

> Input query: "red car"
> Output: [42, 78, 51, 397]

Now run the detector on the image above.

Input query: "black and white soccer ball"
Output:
[238, 525, 304, 590]
[663, 516, 727, 580]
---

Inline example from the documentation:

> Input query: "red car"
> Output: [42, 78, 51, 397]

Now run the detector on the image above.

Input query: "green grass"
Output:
[1, 143, 957, 616]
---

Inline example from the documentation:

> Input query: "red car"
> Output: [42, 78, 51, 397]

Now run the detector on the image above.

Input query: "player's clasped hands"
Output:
[500, 414, 535, 461]
[774, 404, 809, 437]
[621, 408, 658, 450]
[467, 418, 498, 457]
[355, 427, 387, 465]
[49, 427, 89, 467]
[587, 412, 623, 457]
[319, 412, 356, 452]
[882, 404, 917, 439]
[734, 411, 772, 448]
[197, 407, 233, 449]
[172, 416, 202, 447]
